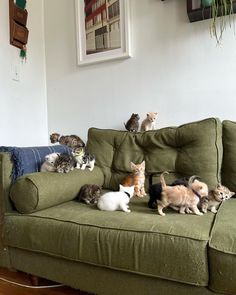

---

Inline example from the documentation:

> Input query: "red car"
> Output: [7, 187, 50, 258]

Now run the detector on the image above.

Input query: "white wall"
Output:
[0, 0, 48, 146]
[44, 0, 236, 143]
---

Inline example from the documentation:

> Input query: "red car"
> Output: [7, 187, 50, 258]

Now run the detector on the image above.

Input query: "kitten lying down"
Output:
[97, 185, 134, 213]
[157, 172, 208, 216]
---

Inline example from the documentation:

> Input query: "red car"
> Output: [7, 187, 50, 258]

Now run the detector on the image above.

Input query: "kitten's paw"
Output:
[211, 208, 217, 213]
[125, 209, 131, 213]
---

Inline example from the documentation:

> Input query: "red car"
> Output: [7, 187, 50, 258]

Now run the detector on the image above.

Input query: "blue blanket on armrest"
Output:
[0, 145, 71, 182]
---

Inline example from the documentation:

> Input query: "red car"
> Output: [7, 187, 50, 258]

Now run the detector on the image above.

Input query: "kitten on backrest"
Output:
[77, 184, 102, 205]
[200, 184, 235, 213]
[97, 184, 134, 212]
[124, 113, 140, 132]
[122, 161, 146, 197]
[140, 112, 158, 132]
[55, 153, 75, 173]
[40, 153, 60, 172]
[72, 147, 95, 171]
[50, 133, 85, 148]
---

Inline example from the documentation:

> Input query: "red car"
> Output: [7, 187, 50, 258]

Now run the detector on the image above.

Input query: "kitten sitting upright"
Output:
[140, 112, 158, 132]
[124, 113, 140, 132]
[97, 184, 134, 212]
[200, 183, 234, 213]
[122, 161, 146, 197]
[72, 147, 95, 171]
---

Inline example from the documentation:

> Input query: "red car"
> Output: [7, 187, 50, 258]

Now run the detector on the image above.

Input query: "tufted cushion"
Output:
[87, 118, 222, 190]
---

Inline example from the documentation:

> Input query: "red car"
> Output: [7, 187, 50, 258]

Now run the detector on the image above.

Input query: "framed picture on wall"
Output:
[75, 0, 131, 66]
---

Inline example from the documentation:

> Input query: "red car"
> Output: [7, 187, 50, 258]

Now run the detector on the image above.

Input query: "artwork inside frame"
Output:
[75, 0, 131, 66]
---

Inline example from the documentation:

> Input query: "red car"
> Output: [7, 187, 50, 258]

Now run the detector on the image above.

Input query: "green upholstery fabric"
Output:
[222, 120, 236, 192]
[4, 196, 216, 286]
[209, 199, 236, 295]
[10, 167, 104, 213]
[87, 118, 222, 190]
[9, 248, 223, 295]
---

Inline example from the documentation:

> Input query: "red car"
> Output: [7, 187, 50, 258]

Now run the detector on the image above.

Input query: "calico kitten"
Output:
[50, 133, 85, 148]
[200, 184, 235, 213]
[140, 112, 158, 132]
[55, 153, 75, 173]
[97, 184, 134, 212]
[77, 184, 102, 204]
[122, 161, 146, 197]
[40, 153, 60, 172]
[73, 147, 95, 171]
[124, 113, 140, 132]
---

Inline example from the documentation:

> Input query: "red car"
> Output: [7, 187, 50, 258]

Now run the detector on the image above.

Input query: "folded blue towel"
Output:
[0, 145, 71, 182]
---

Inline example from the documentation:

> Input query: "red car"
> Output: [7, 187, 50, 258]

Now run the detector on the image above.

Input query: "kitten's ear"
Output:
[147, 113, 150, 117]
[230, 191, 235, 196]
[141, 160, 145, 168]
[216, 183, 222, 189]
[130, 162, 136, 169]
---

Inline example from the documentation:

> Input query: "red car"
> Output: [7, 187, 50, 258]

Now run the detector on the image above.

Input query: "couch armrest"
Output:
[10, 166, 104, 214]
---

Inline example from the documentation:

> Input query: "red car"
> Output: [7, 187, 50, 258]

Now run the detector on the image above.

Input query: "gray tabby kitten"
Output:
[124, 113, 140, 132]
[77, 184, 102, 204]
[55, 153, 75, 173]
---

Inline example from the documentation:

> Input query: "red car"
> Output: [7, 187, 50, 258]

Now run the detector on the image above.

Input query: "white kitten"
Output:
[40, 153, 60, 172]
[140, 112, 158, 131]
[97, 185, 135, 213]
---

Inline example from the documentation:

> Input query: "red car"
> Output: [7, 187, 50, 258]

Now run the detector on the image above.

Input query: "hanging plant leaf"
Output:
[202, 0, 213, 7]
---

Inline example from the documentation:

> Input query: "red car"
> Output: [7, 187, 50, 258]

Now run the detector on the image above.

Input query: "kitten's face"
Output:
[214, 184, 235, 202]
[147, 112, 157, 122]
[87, 186, 102, 204]
[45, 153, 60, 165]
[131, 113, 140, 121]
[50, 133, 60, 143]
[119, 184, 135, 198]
[130, 161, 145, 174]
[72, 147, 84, 156]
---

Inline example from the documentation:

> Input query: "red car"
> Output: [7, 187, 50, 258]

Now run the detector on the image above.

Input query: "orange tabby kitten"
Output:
[122, 161, 146, 197]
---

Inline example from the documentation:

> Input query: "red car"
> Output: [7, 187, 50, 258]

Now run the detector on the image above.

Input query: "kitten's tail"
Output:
[160, 171, 169, 188]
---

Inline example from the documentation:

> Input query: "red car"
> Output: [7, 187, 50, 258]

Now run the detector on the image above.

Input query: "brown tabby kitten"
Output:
[200, 184, 235, 213]
[77, 184, 102, 204]
[50, 133, 85, 148]
[122, 161, 146, 197]
[124, 113, 140, 132]
[55, 153, 75, 173]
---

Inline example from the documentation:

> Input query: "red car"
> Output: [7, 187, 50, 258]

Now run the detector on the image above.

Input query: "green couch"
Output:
[1, 118, 236, 295]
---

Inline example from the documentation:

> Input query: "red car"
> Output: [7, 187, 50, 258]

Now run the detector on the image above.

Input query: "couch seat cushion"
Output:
[4, 196, 216, 286]
[209, 199, 236, 295]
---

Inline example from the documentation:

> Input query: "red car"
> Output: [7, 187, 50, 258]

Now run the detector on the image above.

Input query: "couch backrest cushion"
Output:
[222, 120, 236, 192]
[10, 167, 104, 214]
[87, 118, 222, 190]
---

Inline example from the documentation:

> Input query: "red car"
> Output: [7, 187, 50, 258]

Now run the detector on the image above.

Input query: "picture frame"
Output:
[75, 0, 131, 66]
